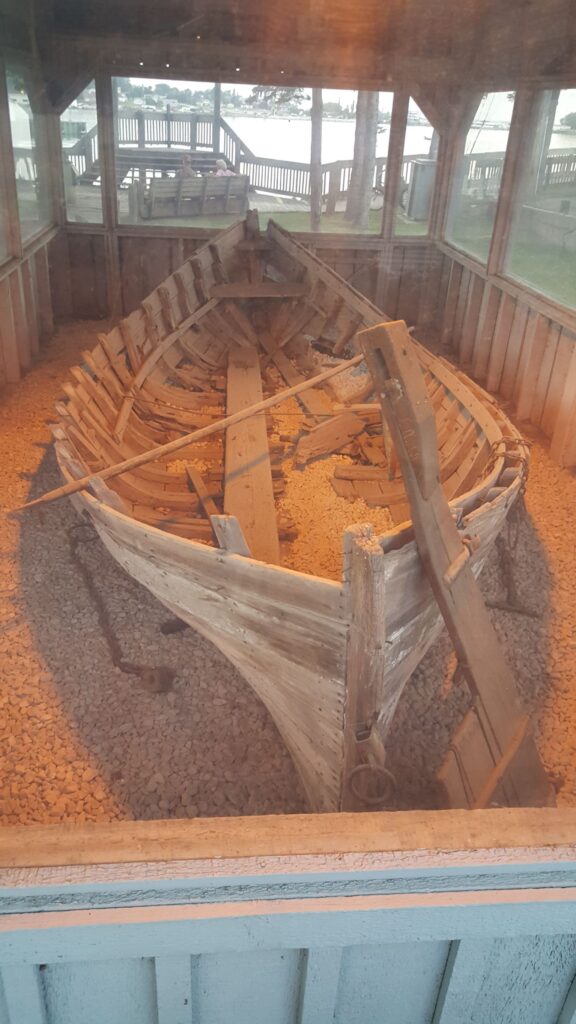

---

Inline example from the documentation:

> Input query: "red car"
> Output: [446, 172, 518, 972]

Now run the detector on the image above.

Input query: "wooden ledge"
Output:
[0, 809, 575, 870]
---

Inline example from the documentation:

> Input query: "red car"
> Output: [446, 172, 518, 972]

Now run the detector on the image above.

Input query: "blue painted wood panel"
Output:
[335, 941, 449, 1024]
[194, 949, 301, 1024]
[42, 959, 157, 1024]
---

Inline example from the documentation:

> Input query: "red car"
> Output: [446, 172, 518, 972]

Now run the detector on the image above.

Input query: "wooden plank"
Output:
[295, 412, 365, 465]
[550, 335, 576, 467]
[514, 312, 549, 420]
[432, 940, 495, 1023]
[452, 267, 471, 351]
[185, 465, 219, 519]
[224, 344, 280, 564]
[500, 301, 529, 400]
[459, 274, 485, 367]
[8, 269, 32, 372]
[2, 807, 576, 872]
[486, 291, 516, 393]
[298, 948, 343, 1024]
[0, 965, 46, 1023]
[532, 323, 561, 428]
[209, 514, 252, 555]
[19, 259, 40, 358]
[471, 283, 501, 382]
[155, 956, 192, 1024]
[441, 261, 463, 351]
[558, 973, 576, 1024]
[259, 334, 332, 420]
[212, 282, 308, 298]
[541, 329, 574, 439]
[0, 277, 21, 382]
[34, 246, 54, 343]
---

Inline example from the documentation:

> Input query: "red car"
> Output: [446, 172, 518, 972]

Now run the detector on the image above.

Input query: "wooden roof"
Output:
[2, 0, 576, 100]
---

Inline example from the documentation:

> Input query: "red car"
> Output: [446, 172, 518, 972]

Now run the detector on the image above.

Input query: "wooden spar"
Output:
[359, 320, 553, 810]
[14, 353, 365, 512]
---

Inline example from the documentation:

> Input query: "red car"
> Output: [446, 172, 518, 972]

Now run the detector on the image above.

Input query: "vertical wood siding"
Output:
[0, 234, 57, 387]
[427, 246, 576, 467]
[1, 911, 576, 1023]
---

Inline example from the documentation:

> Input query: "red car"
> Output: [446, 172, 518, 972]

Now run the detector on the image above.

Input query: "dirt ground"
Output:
[1, 320, 575, 823]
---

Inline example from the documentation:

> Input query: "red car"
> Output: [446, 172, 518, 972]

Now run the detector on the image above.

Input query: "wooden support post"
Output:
[0, 62, 22, 258]
[96, 75, 121, 320]
[486, 90, 538, 279]
[380, 90, 409, 241]
[310, 89, 323, 233]
[213, 83, 221, 155]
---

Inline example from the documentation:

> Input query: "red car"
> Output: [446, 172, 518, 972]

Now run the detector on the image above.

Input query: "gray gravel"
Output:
[1, 321, 574, 822]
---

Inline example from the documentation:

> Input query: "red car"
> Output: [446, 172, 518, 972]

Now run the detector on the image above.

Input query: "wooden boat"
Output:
[53, 215, 529, 812]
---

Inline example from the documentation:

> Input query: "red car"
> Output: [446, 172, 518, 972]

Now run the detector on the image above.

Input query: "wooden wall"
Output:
[0, 231, 57, 386]
[427, 245, 576, 467]
[1, 809, 576, 1024]
[56, 226, 431, 325]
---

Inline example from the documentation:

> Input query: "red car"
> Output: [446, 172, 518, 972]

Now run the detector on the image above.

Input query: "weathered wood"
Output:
[341, 525, 388, 811]
[212, 282, 308, 298]
[224, 344, 280, 564]
[185, 465, 219, 519]
[17, 352, 364, 511]
[260, 333, 333, 420]
[209, 514, 252, 555]
[295, 412, 365, 465]
[360, 321, 552, 810]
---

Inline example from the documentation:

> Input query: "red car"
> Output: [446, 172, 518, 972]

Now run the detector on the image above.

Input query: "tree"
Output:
[560, 112, 576, 130]
[345, 91, 380, 229]
[247, 86, 309, 113]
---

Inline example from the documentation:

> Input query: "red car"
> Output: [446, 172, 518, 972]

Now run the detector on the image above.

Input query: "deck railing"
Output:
[56, 110, 576, 209]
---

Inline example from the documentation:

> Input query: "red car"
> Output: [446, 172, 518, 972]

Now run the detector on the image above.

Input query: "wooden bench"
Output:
[136, 175, 250, 219]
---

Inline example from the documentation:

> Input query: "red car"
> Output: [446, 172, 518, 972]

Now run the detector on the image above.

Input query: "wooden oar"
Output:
[14, 352, 365, 513]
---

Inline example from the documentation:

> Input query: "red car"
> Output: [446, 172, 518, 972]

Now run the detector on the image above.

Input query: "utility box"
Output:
[406, 158, 437, 220]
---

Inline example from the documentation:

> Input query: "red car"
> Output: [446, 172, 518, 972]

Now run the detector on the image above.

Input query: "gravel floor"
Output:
[1, 321, 575, 823]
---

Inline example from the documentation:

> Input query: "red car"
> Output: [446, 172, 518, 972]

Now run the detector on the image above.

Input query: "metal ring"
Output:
[348, 764, 397, 807]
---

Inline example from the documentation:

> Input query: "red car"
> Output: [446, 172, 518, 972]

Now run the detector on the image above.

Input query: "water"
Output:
[225, 115, 575, 163]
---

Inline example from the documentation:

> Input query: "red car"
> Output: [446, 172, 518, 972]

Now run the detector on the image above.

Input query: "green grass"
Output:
[506, 228, 576, 308]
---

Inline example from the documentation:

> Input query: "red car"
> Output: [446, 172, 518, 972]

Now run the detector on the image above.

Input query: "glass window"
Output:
[6, 68, 51, 241]
[0, 177, 9, 262]
[59, 80, 102, 223]
[446, 92, 515, 262]
[395, 99, 438, 236]
[112, 77, 392, 233]
[505, 89, 576, 309]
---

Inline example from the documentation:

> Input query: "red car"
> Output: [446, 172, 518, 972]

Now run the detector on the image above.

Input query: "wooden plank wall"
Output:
[61, 228, 430, 326]
[425, 246, 576, 468]
[0, 232, 58, 387]
[1, 810, 576, 1024]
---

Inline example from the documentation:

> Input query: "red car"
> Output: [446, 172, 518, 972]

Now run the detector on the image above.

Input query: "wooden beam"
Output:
[486, 89, 539, 278]
[380, 89, 409, 241]
[1, 808, 576, 871]
[360, 321, 552, 809]
[224, 344, 280, 564]
[211, 282, 308, 299]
